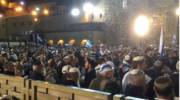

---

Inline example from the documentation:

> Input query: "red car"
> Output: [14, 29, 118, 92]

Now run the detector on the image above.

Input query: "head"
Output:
[62, 65, 71, 74]
[85, 58, 96, 70]
[154, 60, 163, 68]
[154, 76, 174, 99]
[123, 55, 131, 63]
[145, 48, 153, 57]
[124, 69, 146, 98]
[176, 61, 179, 71]
[32, 60, 43, 72]
[99, 64, 114, 79]
[66, 67, 81, 82]
[132, 56, 147, 70]
[47, 58, 56, 68]
[97, 57, 106, 65]
[128, 69, 146, 87]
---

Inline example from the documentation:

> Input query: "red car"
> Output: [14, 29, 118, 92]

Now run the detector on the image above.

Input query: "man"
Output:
[144, 48, 155, 69]
[45, 58, 60, 84]
[28, 60, 44, 81]
[124, 69, 146, 98]
[89, 64, 120, 94]
[122, 56, 151, 93]
[63, 67, 81, 87]
[118, 55, 131, 80]
[147, 60, 171, 80]
[83, 58, 96, 88]
[154, 76, 174, 100]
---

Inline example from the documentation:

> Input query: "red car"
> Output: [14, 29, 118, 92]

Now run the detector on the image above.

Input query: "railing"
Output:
[0, 74, 149, 100]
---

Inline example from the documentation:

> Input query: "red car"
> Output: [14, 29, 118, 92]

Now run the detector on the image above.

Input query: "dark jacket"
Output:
[29, 71, 44, 81]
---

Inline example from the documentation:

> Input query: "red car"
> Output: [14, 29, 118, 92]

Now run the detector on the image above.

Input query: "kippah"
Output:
[132, 56, 144, 62]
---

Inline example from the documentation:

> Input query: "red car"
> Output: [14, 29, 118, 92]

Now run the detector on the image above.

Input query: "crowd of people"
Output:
[0, 44, 179, 100]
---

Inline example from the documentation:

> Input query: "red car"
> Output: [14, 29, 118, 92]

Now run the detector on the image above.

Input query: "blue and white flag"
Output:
[37, 34, 43, 43]
[85, 40, 93, 48]
[159, 27, 164, 56]
[172, 33, 177, 45]
[123, 0, 127, 9]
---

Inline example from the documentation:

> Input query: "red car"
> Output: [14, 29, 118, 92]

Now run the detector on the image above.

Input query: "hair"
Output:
[132, 60, 144, 69]
[97, 57, 105, 64]
[87, 58, 97, 68]
[154, 76, 173, 98]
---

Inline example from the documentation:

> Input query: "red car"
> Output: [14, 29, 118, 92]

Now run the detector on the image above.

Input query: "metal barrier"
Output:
[0, 74, 26, 100]
[0, 74, 113, 100]
[0, 74, 155, 100]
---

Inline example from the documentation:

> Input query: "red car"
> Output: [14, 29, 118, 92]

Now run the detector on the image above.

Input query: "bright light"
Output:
[35, 7, 40, 11]
[43, 9, 49, 16]
[0, 14, 3, 18]
[83, 2, 94, 14]
[34, 18, 38, 22]
[81, 39, 88, 46]
[57, 39, 64, 45]
[134, 15, 150, 37]
[71, 8, 80, 16]
[48, 40, 53, 45]
[31, 10, 38, 16]
[20, 1, 25, 5]
[15, 6, 23, 12]
[93, 7, 103, 17]
[1, 0, 6, 6]
[69, 39, 75, 45]
[176, 7, 180, 16]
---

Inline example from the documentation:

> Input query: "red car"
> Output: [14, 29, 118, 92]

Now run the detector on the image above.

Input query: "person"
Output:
[89, 64, 120, 94]
[124, 69, 146, 98]
[118, 55, 131, 80]
[154, 76, 174, 100]
[165, 50, 179, 71]
[28, 60, 44, 81]
[45, 58, 60, 84]
[122, 56, 151, 92]
[170, 61, 179, 97]
[144, 48, 155, 69]
[83, 58, 96, 88]
[62, 67, 81, 87]
[147, 60, 171, 80]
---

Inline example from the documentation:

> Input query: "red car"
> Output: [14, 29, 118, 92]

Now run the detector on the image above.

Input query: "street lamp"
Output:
[134, 15, 150, 37]
[1, 0, 6, 6]
[15, 6, 24, 12]
[0, 14, 3, 18]
[176, 7, 180, 16]
[35, 7, 40, 12]
[31, 10, 38, 16]
[83, 2, 94, 14]
[71, 8, 80, 17]
[34, 18, 38, 22]
[43, 9, 49, 16]
[134, 15, 150, 47]
[20, 1, 25, 6]
[57, 39, 64, 45]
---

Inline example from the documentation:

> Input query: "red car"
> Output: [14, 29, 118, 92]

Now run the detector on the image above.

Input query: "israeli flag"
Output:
[36, 34, 45, 45]
[37, 34, 43, 43]
[172, 33, 177, 45]
[85, 40, 93, 48]
[159, 27, 164, 56]
[123, 0, 127, 9]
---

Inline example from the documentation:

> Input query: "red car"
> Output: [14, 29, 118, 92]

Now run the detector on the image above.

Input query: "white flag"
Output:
[159, 27, 164, 54]
[123, 0, 127, 9]
[172, 33, 177, 45]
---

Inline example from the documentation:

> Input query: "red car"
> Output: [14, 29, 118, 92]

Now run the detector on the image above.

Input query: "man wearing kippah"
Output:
[89, 64, 120, 94]
[154, 76, 174, 100]
[122, 56, 152, 97]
